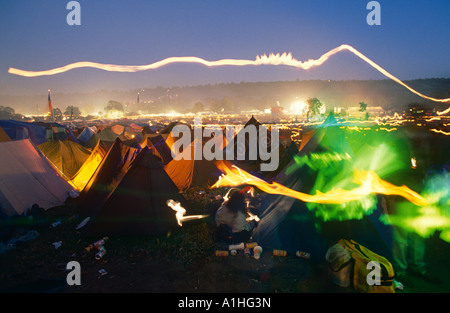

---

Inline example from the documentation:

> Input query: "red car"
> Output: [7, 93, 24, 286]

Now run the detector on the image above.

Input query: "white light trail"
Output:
[8, 44, 450, 104]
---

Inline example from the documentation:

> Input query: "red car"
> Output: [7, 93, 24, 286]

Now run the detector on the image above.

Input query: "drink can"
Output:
[84, 244, 94, 252]
[95, 247, 106, 260]
[273, 249, 287, 256]
[94, 239, 106, 249]
[246, 242, 258, 249]
[244, 247, 251, 257]
[215, 250, 229, 257]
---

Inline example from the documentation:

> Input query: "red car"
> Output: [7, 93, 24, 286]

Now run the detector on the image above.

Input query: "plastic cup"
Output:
[253, 246, 263, 259]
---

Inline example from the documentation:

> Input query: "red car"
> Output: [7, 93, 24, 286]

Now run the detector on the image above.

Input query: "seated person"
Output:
[215, 189, 252, 243]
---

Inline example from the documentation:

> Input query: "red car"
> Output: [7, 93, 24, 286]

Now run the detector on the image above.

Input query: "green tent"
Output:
[38, 140, 91, 179]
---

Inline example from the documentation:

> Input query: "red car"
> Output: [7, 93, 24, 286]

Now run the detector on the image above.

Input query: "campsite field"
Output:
[0, 191, 449, 294]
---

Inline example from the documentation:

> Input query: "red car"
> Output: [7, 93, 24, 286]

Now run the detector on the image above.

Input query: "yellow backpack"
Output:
[338, 239, 395, 293]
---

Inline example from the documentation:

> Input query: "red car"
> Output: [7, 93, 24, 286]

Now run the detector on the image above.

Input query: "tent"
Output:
[160, 121, 191, 134]
[142, 130, 220, 190]
[71, 141, 108, 191]
[223, 116, 287, 178]
[0, 126, 11, 142]
[164, 137, 220, 190]
[0, 139, 73, 216]
[38, 140, 92, 179]
[140, 134, 173, 165]
[110, 124, 125, 136]
[77, 126, 97, 144]
[264, 140, 299, 181]
[252, 114, 395, 263]
[0, 120, 48, 145]
[32, 122, 70, 141]
[76, 138, 185, 237]
[84, 128, 127, 149]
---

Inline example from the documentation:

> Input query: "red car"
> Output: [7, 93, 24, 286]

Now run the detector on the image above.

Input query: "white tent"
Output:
[0, 139, 73, 216]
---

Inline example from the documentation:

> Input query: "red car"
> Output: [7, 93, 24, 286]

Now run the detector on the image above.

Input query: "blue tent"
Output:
[0, 120, 48, 145]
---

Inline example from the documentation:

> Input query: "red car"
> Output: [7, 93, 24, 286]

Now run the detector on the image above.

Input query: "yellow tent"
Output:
[164, 138, 219, 190]
[71, 141, 108, 191]
[38, 140, 91, 179]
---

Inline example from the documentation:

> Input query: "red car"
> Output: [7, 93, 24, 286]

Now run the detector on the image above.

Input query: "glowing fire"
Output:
[213, 161, 428, 207]
[8, 44, 450, 104]
[166, 199, 208, 226]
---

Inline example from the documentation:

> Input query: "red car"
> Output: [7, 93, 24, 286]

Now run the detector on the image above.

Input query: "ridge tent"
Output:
[38, 140, 92, 179]
[71, 141, 108, 191]
[84, 128, 127, 149]
[164, 138, 220, 190]
[140, 134, 173, 165]
[77, 126, 98, 144]
[76, 138, 185, 237]
[0, 139, 73, 216]
[222, 116, 285, 178]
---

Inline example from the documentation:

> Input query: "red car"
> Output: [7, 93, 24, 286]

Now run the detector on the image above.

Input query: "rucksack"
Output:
[338, 239, 395, 293]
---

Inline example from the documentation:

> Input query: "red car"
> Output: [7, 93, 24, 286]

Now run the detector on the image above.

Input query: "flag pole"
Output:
[48, 89, 55, 123]
[48, 89, 55, 140]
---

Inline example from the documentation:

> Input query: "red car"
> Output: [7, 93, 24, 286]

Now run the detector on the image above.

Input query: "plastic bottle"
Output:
[296, 251, 311, 259]
[215, 250, 229, 257]
[273, 249, 287, 256]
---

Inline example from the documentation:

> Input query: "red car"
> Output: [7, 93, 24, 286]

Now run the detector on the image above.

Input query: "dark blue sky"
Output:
[0, 0, 449, 96]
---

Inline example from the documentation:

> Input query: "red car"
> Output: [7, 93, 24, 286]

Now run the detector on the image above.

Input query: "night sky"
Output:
[0, 0, 449, 96]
